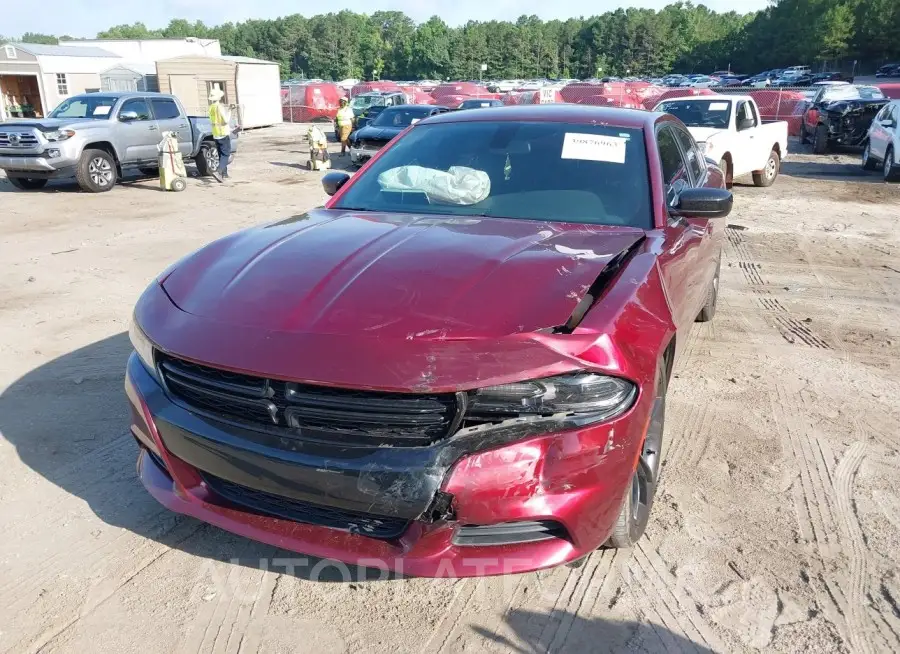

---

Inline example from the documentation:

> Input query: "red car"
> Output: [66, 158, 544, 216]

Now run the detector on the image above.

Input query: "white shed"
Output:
[156, 55, 282, 128]
[100, 62, 159, 92]
[225, 56, 282, 129]
[0, 42, 121, 119]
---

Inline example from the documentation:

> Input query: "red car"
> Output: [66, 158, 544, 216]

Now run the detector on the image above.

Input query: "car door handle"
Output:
[178, 123, 188, 128]
[148, 125, 158, 130]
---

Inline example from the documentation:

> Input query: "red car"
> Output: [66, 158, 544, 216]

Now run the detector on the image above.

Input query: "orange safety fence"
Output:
[350, 81, 402, 97]
[280, 83, 343, 123]
[501, 89, 565, 105]
[431, 83, 501, 101]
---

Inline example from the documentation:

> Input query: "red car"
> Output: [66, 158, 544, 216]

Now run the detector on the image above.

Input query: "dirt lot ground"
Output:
[1, 124, 898, 654]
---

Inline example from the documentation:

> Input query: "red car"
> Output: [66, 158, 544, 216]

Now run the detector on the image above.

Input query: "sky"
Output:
[3, 0, 767, 39]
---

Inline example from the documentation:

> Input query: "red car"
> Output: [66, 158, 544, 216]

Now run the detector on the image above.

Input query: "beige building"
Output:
[0, 43, 121, 119]
[156, 55, 282, 129]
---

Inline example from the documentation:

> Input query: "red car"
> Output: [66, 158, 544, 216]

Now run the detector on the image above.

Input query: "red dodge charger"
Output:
[126, 105, 732, 576]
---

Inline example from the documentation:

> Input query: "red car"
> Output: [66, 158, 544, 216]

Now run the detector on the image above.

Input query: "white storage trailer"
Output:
[155, 55, 281, 129]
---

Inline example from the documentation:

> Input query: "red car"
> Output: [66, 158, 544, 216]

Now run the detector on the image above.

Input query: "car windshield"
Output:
[372, 108, 428, 127]
[658, 100, 733, 128]
[50, 96, 118, 119]
[333, 121, 652, 229]
[351, 95, 384, 110]
[819, 85, 885, 102]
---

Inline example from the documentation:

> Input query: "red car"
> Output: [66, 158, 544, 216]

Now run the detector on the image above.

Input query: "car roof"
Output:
[66, 91, 163, 99]
[418, 104, 658, 129]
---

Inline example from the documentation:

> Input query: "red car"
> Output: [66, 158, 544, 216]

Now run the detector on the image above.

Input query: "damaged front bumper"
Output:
[126, 352, 651, 577]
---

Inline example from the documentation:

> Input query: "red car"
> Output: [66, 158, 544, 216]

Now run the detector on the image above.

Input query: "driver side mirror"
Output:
[737, 117, 755, 131]
[671, 187, 733, 219]
[119, 110, 139, 122]
[322, 171, 351, 196]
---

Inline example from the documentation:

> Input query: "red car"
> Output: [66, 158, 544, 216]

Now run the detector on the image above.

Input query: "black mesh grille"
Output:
[158, 355, 459, 446]
[202, 473, 410, 539]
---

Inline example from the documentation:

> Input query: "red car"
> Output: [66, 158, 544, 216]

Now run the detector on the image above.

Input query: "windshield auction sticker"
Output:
[561, 133, 627, 163]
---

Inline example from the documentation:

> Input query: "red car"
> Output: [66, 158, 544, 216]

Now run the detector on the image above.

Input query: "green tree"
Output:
[20, 32, 58, 45]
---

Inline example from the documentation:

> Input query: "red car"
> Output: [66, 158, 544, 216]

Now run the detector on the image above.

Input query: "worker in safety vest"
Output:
[207, 88, 231, 183]
[335, 97, 354, 155]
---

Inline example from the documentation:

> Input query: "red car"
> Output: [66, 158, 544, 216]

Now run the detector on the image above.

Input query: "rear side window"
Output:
[151, 98, 181, 120]
[672, 127, 705, 183]
[657, 126, 687, 186]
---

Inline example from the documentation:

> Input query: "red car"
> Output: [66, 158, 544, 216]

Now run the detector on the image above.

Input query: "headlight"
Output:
[129, 318, 156, 375]
[468, 373, 636, 422]
[44, 129, 75, 142]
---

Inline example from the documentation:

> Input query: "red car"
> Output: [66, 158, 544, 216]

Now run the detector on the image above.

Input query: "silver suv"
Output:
[0, 92, 237, 192]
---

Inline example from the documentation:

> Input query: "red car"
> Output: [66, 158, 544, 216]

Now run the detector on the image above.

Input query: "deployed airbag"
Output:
[378, 166, 491, 205]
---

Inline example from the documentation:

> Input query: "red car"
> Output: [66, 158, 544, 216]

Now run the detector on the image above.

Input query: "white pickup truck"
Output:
[654, 95, 788, 187]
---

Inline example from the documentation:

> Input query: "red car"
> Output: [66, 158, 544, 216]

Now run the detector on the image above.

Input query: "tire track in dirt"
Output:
[22, 521, 205, 654]
[178, 543, 279, 654]
[833, 442, 896, 654]
[629, 543, 724, 652]
[657, 400, 697, 493]
[770, 384, 897, 651]
[0, 440, 195, 648]
[726, 226, 832, 349]
[541, 550, 619, 652]
[559, 550, 624, 647]
[770, 384, 847, 632]
[427, 579, 479, 653]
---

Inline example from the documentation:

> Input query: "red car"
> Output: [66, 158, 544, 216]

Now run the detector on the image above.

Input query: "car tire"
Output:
[696, 256, 721, 322]
[7, 177, 48, 190]
[799, 123, 809, 145]
[75, 149, 117, 193]
[753, 149, 780, 187]
[606, 368, 667, 549]
[813, 124, 829, 155]
[885, 148, 900, 183]
[861, 142, 879, 171]
[195, 141, 218, 177]
[718, 158, 732, 188]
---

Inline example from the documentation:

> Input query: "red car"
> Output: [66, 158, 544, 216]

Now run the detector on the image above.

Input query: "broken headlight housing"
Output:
[467, 373, 636, 423]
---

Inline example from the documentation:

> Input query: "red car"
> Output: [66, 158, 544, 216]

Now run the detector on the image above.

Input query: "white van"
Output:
[785, 65, 811, 76]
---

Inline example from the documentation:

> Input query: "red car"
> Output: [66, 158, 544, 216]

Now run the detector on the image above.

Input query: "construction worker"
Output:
[207, 88, 231, 183]
[335, 97, 354, 156]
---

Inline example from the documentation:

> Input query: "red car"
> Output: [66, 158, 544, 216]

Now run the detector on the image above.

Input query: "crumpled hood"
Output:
[821, 99, 888, 116]
[161, 209, 645, 341]
[0, 117, 99, 131]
